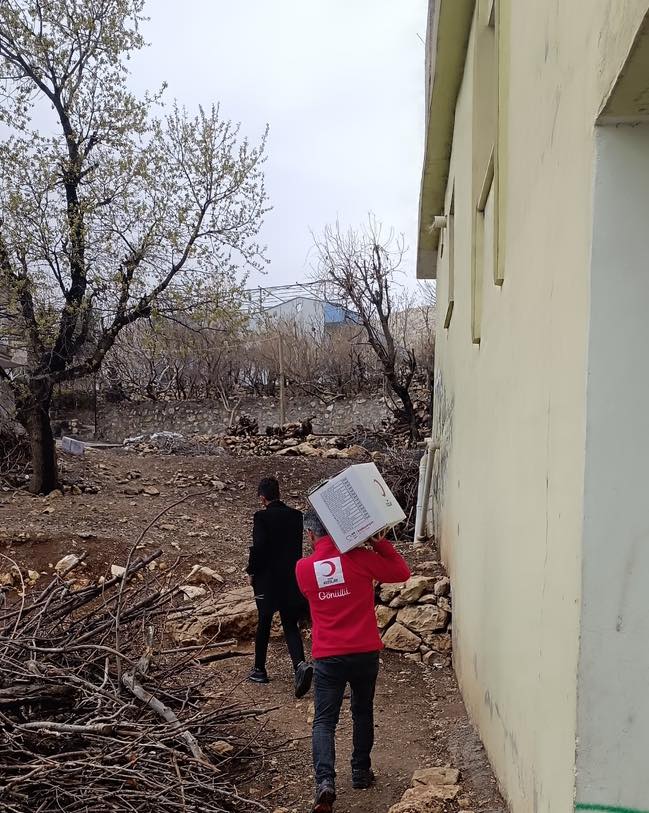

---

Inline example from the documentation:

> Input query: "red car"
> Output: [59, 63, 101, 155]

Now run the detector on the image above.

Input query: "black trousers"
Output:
[254, 594, 305, 671]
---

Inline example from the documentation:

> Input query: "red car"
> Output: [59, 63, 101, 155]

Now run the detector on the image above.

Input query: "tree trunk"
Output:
[388, 378, 420, 444]
[16, 382, 59, 494]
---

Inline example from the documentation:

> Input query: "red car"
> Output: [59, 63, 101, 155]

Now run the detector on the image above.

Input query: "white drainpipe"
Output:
[415, 439, 439, 541]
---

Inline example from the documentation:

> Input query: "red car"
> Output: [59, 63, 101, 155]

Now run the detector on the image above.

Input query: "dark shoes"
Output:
[312, 781, 336, 813]
[247, 667, 269, 684]
[352, 768, 376, 789]
[311, 771, 371, 811]
[249, 662, 312, 696]
[294, 660, 314, 699]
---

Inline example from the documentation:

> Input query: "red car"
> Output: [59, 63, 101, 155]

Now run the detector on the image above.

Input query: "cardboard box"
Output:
[308, 462, 406, 553]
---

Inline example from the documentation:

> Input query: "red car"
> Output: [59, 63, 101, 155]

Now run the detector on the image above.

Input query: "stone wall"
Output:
[97, 394, 389, 442]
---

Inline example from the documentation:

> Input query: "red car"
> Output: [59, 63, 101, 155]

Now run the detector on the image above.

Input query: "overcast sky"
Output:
[130, 1, 428, 289]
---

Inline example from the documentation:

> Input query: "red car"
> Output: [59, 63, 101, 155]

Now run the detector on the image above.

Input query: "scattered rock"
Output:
[0, 570, 16, 587]
[296, 442, 321, 457]
[405, 652, 422, 663]
[143, 486, 160, 496]
[388, 795, 444, 813]
[275, 446, 299, 456]
[424, 633, 452, 653]
[437, 596, 452, 614]
[415, 560, 438, 574]
[169, 586, 257, 643]
[423, 651, 451, 668]
[209, 740, 234, 756]
[397, 606, 449, 637]
[402, 783, 460, 802]
[343, 444, 368, 460]
[375, 605, 397, 630]
[55, 554, 81, 573]
[412, 767, 460, 787]
[379, 582, 406, 604]
[433, 577, 450, 597]
[381, 622, 421, 653]
[186, 565, 224, 586]
[179, 585, 207, 601]
[110, 565, 126, 578]
[398, 576, 436, 604]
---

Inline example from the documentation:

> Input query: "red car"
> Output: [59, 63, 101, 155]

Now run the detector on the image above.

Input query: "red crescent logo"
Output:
[322, 560, 336, 577]
[373, 479, 386, 497]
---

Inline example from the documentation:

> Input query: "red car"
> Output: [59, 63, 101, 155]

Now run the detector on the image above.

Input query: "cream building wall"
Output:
[425, 2, 649, 812]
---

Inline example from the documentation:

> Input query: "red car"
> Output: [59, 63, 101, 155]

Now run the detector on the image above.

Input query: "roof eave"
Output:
[416, 0, 475, 280]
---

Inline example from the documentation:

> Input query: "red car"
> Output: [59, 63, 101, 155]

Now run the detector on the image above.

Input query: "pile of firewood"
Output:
[375, 448, 425, 538]
[0, 548, 268, 812]
[381, 397, 431, 446]
[226, 414, 259, 437]
[265, 418, 313, 438]
[0, 423, 30, 488]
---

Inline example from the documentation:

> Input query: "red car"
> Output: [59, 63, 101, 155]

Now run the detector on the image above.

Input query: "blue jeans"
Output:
[312, 652, 380, 786]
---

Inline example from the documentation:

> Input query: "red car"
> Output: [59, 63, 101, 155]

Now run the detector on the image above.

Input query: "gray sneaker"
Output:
[312, 781, 336, 813]
[247, 667, 269, 684]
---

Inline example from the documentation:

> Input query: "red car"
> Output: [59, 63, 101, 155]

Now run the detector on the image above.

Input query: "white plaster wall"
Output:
[577, 124, 649, 813]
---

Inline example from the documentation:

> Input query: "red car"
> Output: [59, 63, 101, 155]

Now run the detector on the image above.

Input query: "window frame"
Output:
[472, 150, 495, 345]
[444, 185, 455, 329]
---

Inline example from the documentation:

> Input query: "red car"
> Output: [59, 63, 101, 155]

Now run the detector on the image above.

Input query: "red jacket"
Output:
[295, 535, 411, 659]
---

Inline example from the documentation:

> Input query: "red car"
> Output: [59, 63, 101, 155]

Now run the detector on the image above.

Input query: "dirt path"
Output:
[0, 448, 505, 813]
[216, 643, 504, 813]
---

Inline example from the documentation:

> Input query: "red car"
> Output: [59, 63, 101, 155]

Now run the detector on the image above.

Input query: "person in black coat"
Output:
[246, 477, 313, 697]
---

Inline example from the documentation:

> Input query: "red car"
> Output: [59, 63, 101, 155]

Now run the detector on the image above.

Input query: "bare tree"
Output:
[313, 216, 421, 441]
[0, 0, 267, 492]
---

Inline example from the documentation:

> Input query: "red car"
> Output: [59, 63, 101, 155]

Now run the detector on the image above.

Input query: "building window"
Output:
[493, 0, 506, 286]
[469, 0, 504, 344]
[444, 187, 455, 329]
[472, 152, 494, 345]
[487, 0, 496, 28]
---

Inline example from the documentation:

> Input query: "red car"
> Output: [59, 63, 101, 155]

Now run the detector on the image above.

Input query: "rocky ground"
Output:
[0, 447, 505, 813]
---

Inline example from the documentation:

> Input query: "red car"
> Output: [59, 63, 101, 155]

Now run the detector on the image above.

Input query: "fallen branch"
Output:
[122, 670, 205, 762]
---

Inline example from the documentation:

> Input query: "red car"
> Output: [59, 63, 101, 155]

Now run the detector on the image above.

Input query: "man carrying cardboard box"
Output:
[296, 510, 411, 813]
